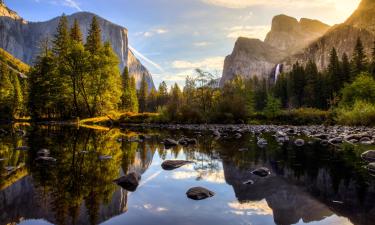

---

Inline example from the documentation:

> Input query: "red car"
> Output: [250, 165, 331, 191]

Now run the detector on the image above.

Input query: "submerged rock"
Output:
[163, 139, 178, 148]
[243, 179, 255, 185]
[368, 163, 375, 174]
[257, 138, 268, 148]
[294, 139, 305, 147]
[161, 160, 193, 170]
[361, 151, 375, 162]
[252, 167, 271, 177]
[99, 155, 112, 160]
[186, 187, 215, 200]
[114, 172, 141, 192]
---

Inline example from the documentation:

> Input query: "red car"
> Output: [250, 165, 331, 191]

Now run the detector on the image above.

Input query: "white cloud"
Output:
[226, 25, 270, 40]
[193, 41, 211, 47]
[35, 0, 82, 11]
[137, 28, 169, 37]
[172, 56, 224, 71]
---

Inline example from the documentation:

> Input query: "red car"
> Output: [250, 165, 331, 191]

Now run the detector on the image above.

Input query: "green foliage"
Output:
[264, 95, 281, 119]
[28, 16, 122, 120]
[340, 72, 375, 107]
[336, 100, 375, 126]
[138, 74, 148, 113]
[0, 63, 14, 119]
[351, 37, 368, 78]
[121, 67, 139, 113]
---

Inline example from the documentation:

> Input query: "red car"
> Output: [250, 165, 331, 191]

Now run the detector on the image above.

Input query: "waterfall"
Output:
[274, 64, 281, 83]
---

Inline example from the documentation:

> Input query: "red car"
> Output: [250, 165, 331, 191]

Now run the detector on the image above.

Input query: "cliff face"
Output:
[284, 0, 375, 71]
[220, 37, 286, 86]
[264, 15, 330, 53]
[0, 4, 155, 89]
[221, 15, 329, 86]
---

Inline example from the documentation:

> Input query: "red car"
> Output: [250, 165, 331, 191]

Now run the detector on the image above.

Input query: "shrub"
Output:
[340, 72, 375, 106]
[336, 101, 375, 126]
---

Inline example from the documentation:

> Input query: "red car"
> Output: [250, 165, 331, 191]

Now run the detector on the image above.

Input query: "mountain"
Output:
[220, 38, 286, 86]
[0, 2, 155, 89]
[283, 0, 375, 71]
[221, 15, 329, 86]
[264, 14, 330, 53]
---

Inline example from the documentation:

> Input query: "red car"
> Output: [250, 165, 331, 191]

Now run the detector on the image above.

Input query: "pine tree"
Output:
[70, 19, 83, 43]
[304, 60, 319, 107]
[157, 81, 168, 107]
[130, 77, 139, 113]
[138, 74, 148, 113]
[167, 83, 182, 120]
[121, 67, 139, 112]
[53, 15, 70, 57]
[287, 62, 305, 107]
[327, 48, 341, 96]
[351, 37, 368, 78]
[85, 16, 102, 54]
[274, 73, 288, 108]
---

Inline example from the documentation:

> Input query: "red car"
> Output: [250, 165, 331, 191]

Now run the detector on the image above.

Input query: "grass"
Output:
[336, 101, 375, 126]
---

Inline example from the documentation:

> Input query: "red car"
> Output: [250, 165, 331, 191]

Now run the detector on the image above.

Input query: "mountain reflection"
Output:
[0, 126, 374, 225]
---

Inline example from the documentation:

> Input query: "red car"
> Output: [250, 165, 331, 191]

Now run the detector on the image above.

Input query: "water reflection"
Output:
[0, 125, 374, 225]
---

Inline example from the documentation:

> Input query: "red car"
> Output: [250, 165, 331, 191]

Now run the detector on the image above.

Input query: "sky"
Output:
[5, 0, 361, 87]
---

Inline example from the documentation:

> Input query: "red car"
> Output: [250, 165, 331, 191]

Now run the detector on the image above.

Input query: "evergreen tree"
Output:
[287, 62, 305, 107]
[274, 73, 288, 108]
[121, 67, 139, 112]
[138, 74, 148, 113]
[327, 47, 341, 96]
[85, 16, 102, 54]
[53, 14, 70, 57]
[264, 94, 281, 119]
[304, 60, 319, 107]
[147, 89, 158, 112]
[157, 81, 168, 107]
[167, 83, 182, 120]
[70, 19, 83, 43]
[351, 37, 368, 78]
[130, 77, 139, 113]
[253, 77, 268, 111]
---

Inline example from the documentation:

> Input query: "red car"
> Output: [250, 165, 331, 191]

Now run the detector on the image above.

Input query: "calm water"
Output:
[0, 125, 374, 225]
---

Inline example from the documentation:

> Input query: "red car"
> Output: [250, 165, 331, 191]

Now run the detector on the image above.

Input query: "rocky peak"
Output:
[0, 1, 22, 20]
[264, 14, 329, 53]
[345, 0, 375, 34]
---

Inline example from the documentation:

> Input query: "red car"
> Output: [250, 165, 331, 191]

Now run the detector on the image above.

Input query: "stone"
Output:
[15, 146, 29, 151]
[186, 187, 215, 200]
[36, 156, 57, 163]
[294, 139, 305, 147]
[163, 139, 178, 148]
[252, 167, 271, 177]
[257, 138, 268, 148]
[37, 149, 50, 157]
[114, 172, 141, 192]
[99, 155, 112, 160]
[368, 162, 375, 174]
[161, 160, 193, 170]
[361, 151, 375, 162]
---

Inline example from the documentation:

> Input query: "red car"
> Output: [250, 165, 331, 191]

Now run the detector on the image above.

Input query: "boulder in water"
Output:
[252, 167, 271, 177]
[257, 138, 268, 148]
[186, 187, 215, 200]
[361, 150, 375, 162]
[161, 160, 194, 170]
[294, 139, 305, 147]
[114, 172, 141, 192]
[36, 156, 57, 163]
[16, 146, 29, 151]
[163, 139, 178, 148]
[37, 149, 50, 157]
[368, 162, 375, 174]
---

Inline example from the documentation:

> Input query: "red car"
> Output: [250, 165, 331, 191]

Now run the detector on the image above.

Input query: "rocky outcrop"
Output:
[221, 15, 328, 86]
[220, 38, 286, 86]
[264, 14, 330, 53]
[0, 3, 155, 89]
[283, 0, 375, 71]
[0, 2, 23, 21]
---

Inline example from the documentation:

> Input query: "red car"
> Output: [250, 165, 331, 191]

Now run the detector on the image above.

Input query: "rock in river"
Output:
[161, 160, 193, 170]
[252, 167, 271, 177]
[186, 187, 215, 200]
[114, 172, 141, 192]
[368, 162, 375, 174]
[294, 139, 305, 147]
[361, 150, 375, 162]
[163, 139, 178, 148]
